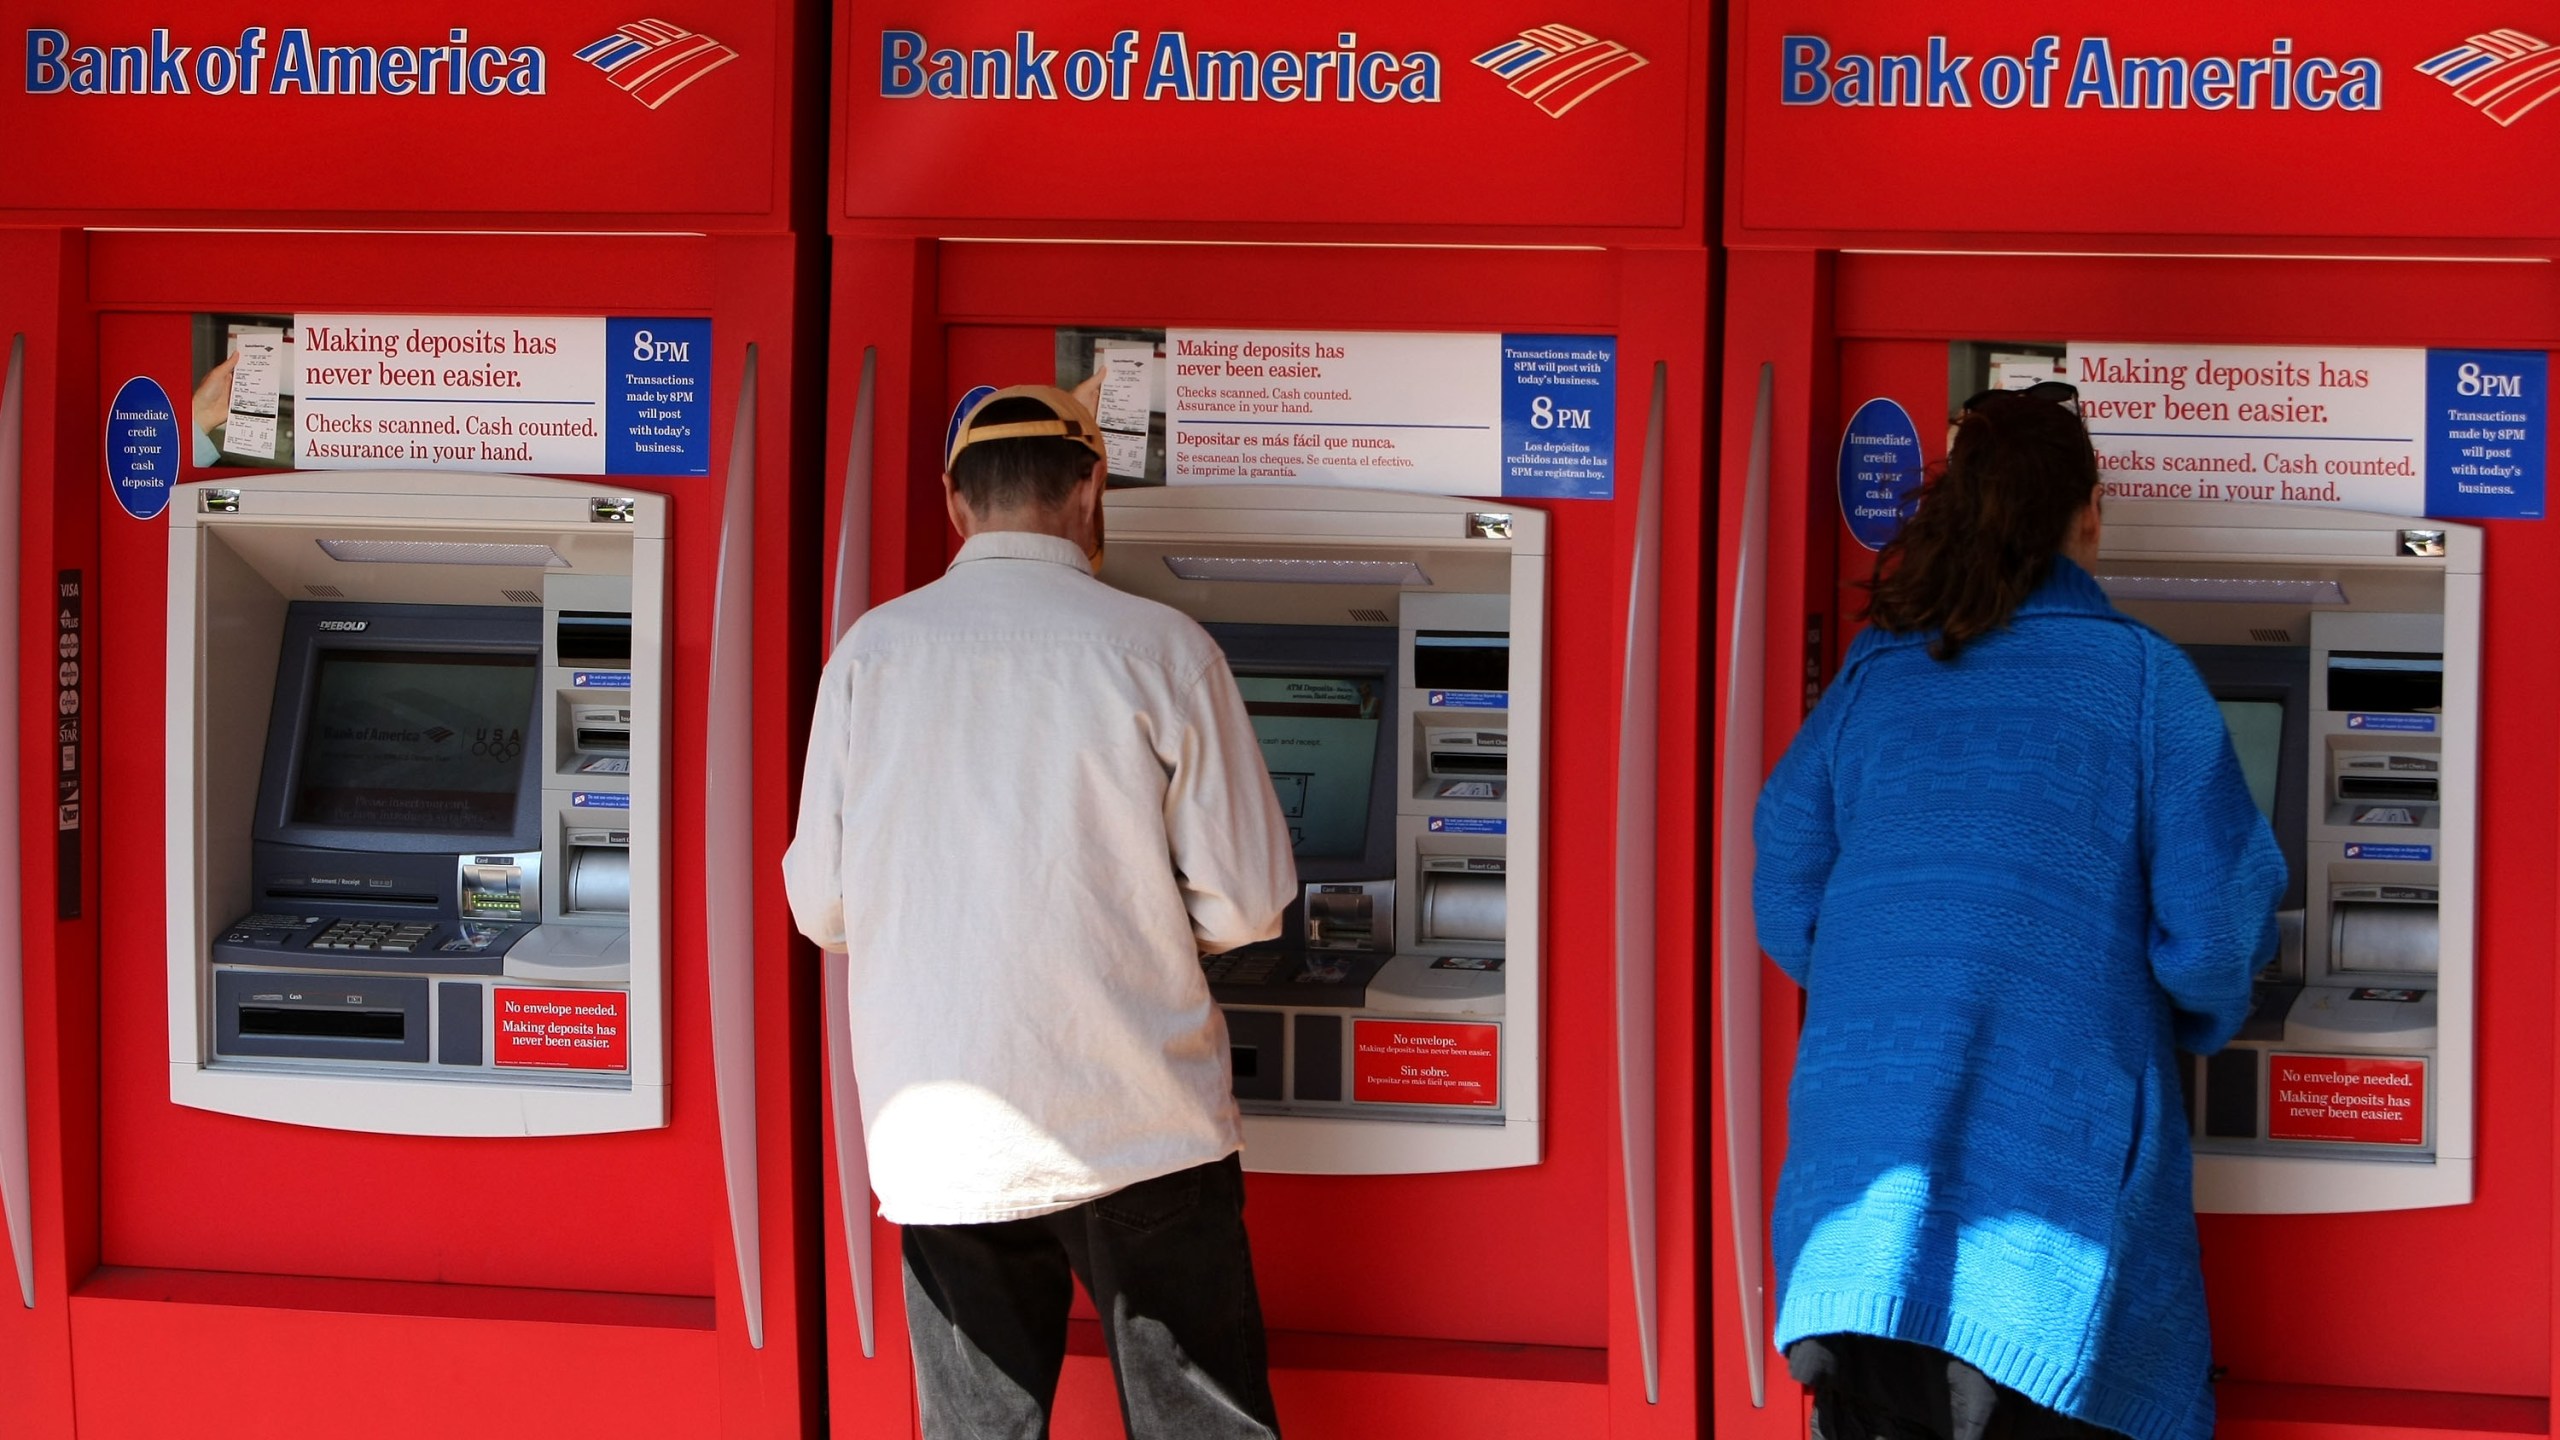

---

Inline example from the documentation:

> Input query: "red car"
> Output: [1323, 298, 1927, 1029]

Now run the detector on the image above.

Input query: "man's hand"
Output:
[192, 354, 239, 433]
[1070, 370, 1103, 419]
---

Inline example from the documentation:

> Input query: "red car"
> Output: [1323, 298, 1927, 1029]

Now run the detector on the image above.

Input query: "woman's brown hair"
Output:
[1862, 390, 2100, 661]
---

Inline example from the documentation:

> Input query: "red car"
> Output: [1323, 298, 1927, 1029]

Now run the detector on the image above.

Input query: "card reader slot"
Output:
[1428, 752, 1508, 776]
[557, 611, 634, 664]
[573, 727, 631, 753]
[263, 887, 438, 906]
[238, 1005, 406, 1042]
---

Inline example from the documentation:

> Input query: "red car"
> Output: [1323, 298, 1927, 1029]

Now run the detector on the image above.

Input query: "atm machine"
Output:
[165, 473, 667, 1135]
[2095, 502, 2479, 1212]
[1715, 7, 2560, 1419]
[1100, 485, 1545, 1171]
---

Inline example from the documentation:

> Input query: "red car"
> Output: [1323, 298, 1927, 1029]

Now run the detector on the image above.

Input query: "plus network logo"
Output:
[574, 18, 738, 109]
[2417, 29, 2560, 125]
[1471, 23, 1647, 117]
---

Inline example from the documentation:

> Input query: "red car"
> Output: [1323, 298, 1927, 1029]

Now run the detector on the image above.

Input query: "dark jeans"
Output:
[1793, 1334, 2130, 1440]
[901, 1154, 1281, 1440]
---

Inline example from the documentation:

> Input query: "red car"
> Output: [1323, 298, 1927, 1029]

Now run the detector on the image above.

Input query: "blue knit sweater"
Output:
[1753, 558, 2285, 1440]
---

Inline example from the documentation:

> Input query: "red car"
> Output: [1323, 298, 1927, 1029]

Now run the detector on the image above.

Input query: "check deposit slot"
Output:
[1102, 485, 1546, 1175]
[2097, 501, 2479, 1213]
[167, 474, 668, 1137]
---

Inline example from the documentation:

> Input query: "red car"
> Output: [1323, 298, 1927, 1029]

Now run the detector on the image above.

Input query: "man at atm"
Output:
[783, 385, 1295, 1438]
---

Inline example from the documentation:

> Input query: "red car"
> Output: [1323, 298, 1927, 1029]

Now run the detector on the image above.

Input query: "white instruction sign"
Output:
[1163, 329, 1617, 499]
[2067, 342, 2548, 519]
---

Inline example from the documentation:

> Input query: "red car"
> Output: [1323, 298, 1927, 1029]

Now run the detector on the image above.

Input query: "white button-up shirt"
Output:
[784, 530, 1296, 1224]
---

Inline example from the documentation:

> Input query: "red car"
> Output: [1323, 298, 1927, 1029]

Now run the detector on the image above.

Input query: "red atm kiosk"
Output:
[822, 2, 1707, 1435]
[1717, 5, 2560, 1438]
[0, 4, 826, 1436]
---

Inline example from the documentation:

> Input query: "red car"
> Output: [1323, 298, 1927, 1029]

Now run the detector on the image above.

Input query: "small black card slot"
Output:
[1429, 752, 1508, 775]
[574, 727, 632, 753]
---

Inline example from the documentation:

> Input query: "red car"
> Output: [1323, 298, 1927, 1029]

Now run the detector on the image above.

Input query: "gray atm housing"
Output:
[2099, 501, 2479, 1214]
[1102, 484, 1547, 1177]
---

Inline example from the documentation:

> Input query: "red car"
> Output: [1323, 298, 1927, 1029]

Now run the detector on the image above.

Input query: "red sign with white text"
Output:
[835, 1, 1707, 239]
[1352, 1020, 1500, 1107]
[492, 987, 629, 1071]
[1734, 3, 2560, 247]
[5, 2, 792, 225]
[2267, 1053, 2427, 1145]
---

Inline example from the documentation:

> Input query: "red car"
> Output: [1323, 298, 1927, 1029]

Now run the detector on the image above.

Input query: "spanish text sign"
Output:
[1164, 330, 1614, 499]
[2066, 342, 2545, 519]
[286, 313, 710, 476]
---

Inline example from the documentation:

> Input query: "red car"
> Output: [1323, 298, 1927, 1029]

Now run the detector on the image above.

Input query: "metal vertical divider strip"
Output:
[1720, 363, 1774, 1406]
[709, 344, 766, 1347]
[0, 334, 29, 1309]
[1615, 360, 1667, 1403]
[825, 346, 878, 1358]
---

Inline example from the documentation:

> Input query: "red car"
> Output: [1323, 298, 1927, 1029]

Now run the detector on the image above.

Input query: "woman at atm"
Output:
[1753, 392, 2286, 1440]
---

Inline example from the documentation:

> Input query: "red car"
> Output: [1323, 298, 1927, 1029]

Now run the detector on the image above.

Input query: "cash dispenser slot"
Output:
[1418, 862, 1506, 944]
[2333, 752, 2437, 802]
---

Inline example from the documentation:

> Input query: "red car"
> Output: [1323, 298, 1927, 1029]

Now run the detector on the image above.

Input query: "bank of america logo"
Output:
[423, 726, 455, 744]
[575, 19, 738, 109]
[2417, 30, 2560, 125]
[1472, 24, 1648, 117]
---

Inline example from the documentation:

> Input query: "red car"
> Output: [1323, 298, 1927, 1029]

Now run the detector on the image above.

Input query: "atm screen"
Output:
[2218, 699, 2285, 825]
[1237, 674, 1382, 859]
[291, 649, 538, 834]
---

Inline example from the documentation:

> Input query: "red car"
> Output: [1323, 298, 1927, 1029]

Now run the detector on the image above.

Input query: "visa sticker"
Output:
[1427, 817, 1506, 835]
[2346, 713, 2435, 733]
[2344, 843, 2431, 862]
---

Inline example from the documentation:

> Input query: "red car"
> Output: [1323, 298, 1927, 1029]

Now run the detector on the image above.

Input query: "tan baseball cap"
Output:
[947, 384, 1107, 472]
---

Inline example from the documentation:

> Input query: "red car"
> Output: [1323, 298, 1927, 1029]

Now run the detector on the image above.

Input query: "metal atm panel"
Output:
[165, 473, 669, 1137]
[1102, 484, 1547, 1176]
[2098, 500, 2479, 1214]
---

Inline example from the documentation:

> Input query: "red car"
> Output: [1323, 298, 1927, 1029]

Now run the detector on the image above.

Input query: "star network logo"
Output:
[1471, 23, 1647, 117]
[2416, 29, 2560, 125]
[574, 18, 737, 109]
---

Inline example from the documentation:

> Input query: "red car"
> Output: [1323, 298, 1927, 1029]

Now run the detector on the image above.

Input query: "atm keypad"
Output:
[309, 919, 437, 954]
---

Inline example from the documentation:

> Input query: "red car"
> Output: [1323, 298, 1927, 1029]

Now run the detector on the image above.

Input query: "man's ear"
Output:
[943, 469, 975, 538]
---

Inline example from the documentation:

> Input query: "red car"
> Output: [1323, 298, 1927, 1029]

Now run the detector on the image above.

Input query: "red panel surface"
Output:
[68, 1275, 719, 1440]
[4, 2, 816, 229]
[23, 226, 826, 1438]
[1729, 2, 2560, 252]
[832, 1, 1710, 244]
[1724, 243, 2560, 1425]
[0, 225, 98, 1440]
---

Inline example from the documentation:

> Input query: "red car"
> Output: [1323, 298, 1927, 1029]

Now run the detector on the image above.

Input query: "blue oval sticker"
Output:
[1838, 397, 1925, 552]
[104, 376, 182, 521]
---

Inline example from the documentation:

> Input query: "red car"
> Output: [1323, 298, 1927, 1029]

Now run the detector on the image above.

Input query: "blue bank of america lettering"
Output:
[1782, 35, 2384, 111]
[24, 26, 545, 95]
[882, 29, 1441, 102]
